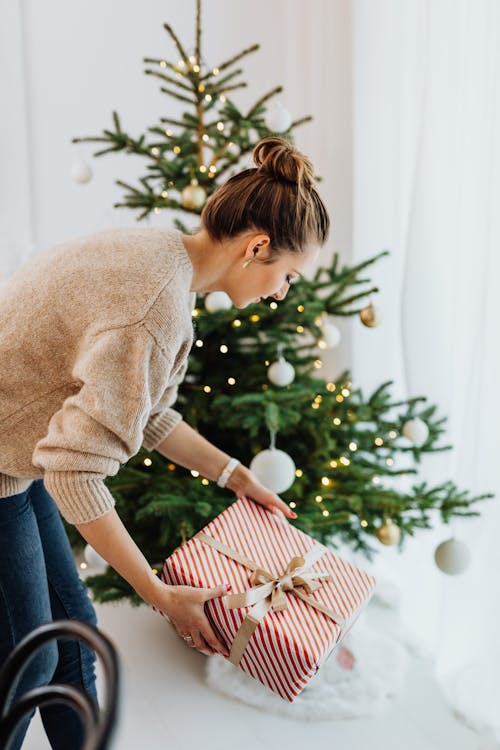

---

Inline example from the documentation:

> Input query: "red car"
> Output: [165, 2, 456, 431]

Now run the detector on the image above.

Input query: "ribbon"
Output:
[195, 531, 346, 666]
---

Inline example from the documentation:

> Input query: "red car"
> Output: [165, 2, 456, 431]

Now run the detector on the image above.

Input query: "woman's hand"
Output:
[226, 465, 297, 520]
[153, 580, 231, 658]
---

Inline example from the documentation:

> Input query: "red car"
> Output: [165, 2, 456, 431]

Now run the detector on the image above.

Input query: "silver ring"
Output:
[183, 635, 193, 642]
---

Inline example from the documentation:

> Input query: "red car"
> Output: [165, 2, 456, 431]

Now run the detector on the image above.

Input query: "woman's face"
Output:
[228, 243, 320, 309]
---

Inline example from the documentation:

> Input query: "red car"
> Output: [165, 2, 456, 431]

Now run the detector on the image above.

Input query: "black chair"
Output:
[0, 620, 120, 750]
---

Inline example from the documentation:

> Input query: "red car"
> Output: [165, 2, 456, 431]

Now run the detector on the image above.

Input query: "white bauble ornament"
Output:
[265, 103, 292, 133]
[83, 544, 108, 572]
[402, 417, 429, 447]
[71, 160, 93, 184]
[250, 448, 296, 494]
[321, 319, 341, 348]
[434, 538, 471, 575]
[267, 358, 295, 387]
[204, 291, 232, 312]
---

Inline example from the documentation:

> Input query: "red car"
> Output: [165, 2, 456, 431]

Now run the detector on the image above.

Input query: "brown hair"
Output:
[201, 137, 330, 258]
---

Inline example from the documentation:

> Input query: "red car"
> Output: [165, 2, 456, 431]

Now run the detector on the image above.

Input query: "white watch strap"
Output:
[217, 458, 240, 488]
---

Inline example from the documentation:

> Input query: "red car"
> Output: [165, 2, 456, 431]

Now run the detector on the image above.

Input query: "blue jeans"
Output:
[0, 480, 98, 749]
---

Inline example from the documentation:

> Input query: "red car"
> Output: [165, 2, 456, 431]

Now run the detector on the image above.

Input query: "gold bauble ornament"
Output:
[375, 517, 401, 546]
[181, 180, 207, 210]
[359, 301, 382, 327]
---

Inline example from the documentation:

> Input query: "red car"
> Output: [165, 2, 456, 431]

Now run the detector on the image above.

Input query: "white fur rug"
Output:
[205, 613, 410, 720]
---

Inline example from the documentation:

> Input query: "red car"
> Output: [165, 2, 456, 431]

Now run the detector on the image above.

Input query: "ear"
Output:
[242, 233, 271, 263]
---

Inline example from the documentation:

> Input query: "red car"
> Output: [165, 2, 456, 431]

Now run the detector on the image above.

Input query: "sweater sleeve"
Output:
[32, 323, 172, 525]
[142, 357, 189, 451]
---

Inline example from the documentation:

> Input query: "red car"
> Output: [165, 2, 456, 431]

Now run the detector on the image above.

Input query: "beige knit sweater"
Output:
[0, 226, 195, 524]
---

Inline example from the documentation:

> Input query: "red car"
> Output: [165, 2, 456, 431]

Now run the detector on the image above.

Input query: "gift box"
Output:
[160, 496, 376, 702]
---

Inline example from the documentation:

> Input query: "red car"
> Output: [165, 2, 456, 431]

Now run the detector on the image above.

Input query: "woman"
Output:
[0, 137, 329, 747]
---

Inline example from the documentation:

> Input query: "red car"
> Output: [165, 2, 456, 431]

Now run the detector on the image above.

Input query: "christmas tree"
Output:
[71, 1, 492, 604]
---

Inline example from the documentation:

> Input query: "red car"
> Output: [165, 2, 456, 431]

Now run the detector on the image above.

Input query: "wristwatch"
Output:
[216, 457, 241, 488]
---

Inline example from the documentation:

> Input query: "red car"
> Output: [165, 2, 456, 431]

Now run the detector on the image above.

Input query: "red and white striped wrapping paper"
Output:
[160, 496, 377, 702]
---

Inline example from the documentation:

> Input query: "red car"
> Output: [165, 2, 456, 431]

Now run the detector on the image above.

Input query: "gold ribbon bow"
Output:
[195, 532, 346, 666]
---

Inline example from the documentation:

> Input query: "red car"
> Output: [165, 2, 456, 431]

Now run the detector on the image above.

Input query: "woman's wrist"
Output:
[225, 463, 252, 495]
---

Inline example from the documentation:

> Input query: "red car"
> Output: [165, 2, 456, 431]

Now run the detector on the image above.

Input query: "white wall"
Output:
[1, 0, 352, 375]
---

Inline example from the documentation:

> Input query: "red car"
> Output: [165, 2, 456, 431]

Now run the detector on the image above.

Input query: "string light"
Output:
[193, 64, 200, 73]
[326, 382, 336, 391]
[202, 133, 209, 141]
[329, 460, 338, 468]
[190, 470, 199, 477]
[165, 129, 173, 137]
[209, 165, 217, 173]
[297, 305, 304, 312]
[177, 60, 185, 68]
[217, 121, 224, 131]
[264, 360, 270, 366]
[374, 437, 384, 446]
[151, 147, 160, 157]
[168, 463, 176, 470]
[220, 94, 227, 102]
[160, 60, 167, 68]
[339, 457, 350, 466]
[314, 359, 322, 369]
[202, 478, 209, 485]
[154, 207, 161, 214]
[297, 325, 304, 333]
[333, 417, 341, 425]
[372, 476, 381, 484]
[317, 340, 327, 349]
[295, 469, 303, 477]
[312, 403, 320, 409]
[250, 314, 260, 322]
[386, 457, 394, 466]
[199, 165, 207, 173]
[348, 442, 358, 451]
[173, 146, 181, 154]
[322, 510, 329, 517]
[188, 55, 196, 63]
[315, 495, 322, 503]
[161, 190, 169, 198]
[80, 562, 88, 569]
[198, 84, 205, 93]
[204, 94, 212, 102]
[289, 501, 297, 509]
[213, 67, 220, 75]
[195, 339, 203, 347]
[389, 430, 397, 438]
[361, 519, 368, 527]
[227, 377, 236, 385]
[270, 302, 278, 310]
[336, 395, 344, 402]
[143, 458, 152, 467]
[341, 388, 350, 397]
[203, 385, 211, 393]
[232, 319, 242, 327]
[152, 568, 158, 575]
[321, 477, 330, 486]
[192, 308, 200, 317]
[220, 344, 228, 353]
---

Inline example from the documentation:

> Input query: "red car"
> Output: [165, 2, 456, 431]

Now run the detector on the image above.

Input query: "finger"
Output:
[203, 583, 231, 601]
[266, 495, 297, 520]
[190, 630, 212, 656]
[199, 622, 230, 657]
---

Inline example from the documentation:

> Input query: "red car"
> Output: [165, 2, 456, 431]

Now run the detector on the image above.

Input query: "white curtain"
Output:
[352, 0, 500, 740]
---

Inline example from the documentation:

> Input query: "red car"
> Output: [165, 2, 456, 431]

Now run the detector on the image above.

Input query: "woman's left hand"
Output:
[226, 465, 297, 521]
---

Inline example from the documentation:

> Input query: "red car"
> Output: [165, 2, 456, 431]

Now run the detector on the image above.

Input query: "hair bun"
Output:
[252, 137, 315, 190]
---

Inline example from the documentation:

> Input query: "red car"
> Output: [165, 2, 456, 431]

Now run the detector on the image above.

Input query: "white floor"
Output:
[20, 595, 489, 750]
